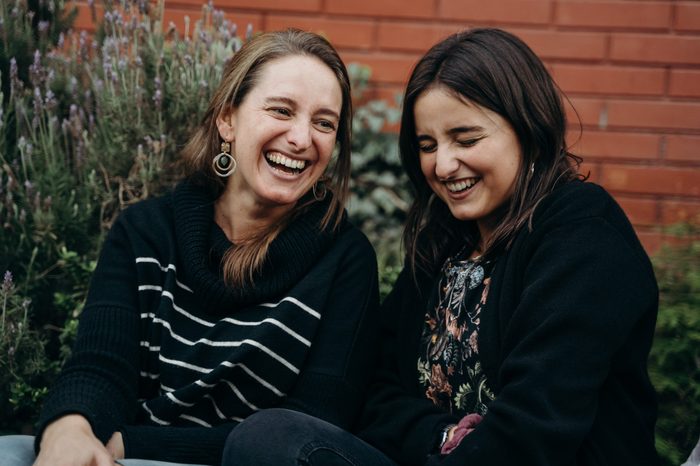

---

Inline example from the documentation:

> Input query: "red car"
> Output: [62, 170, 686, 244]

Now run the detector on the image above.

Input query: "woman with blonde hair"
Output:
[0, 29, 379, 466]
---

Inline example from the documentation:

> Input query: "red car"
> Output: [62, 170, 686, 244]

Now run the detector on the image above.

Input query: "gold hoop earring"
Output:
[213, 142, 236, 177]
[312, 181, 327, 201]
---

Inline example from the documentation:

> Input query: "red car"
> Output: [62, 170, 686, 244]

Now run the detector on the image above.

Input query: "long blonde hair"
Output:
[181, 29, 353, 287]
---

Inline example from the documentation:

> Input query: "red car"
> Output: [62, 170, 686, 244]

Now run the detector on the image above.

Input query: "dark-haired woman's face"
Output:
[414, 86, 522, 240]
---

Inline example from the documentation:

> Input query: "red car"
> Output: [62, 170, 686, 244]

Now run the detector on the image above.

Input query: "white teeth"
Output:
[265, 152, 307, 170]
[445, 178, 478, 193]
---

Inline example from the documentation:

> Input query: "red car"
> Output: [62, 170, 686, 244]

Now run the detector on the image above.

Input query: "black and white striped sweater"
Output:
[36, 180, 380, 464]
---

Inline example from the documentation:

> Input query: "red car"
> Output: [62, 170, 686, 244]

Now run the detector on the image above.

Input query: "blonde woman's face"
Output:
[414, 86, 522, 241]
[217, 55, 342, 211]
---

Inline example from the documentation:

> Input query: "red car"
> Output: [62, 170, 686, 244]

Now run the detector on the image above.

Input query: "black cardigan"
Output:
[358, 181, 659, 466]
[36, 180, 380, 465]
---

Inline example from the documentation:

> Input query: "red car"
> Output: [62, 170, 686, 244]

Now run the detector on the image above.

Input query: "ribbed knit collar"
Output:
[172, 179, 341, 312]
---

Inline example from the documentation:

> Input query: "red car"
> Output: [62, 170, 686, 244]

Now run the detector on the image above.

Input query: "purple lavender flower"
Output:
[29, 50, 43, 88]
[45, 89, 57, 110]
[2, 271, 13, 292]
[24, 181, 34, 199]
[153, 89, 162, 107]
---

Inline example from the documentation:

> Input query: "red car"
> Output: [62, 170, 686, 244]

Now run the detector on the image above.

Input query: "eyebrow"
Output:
[447, 126, 485, 135]
[264, 96, 340, 121]
[416, 125, 485, 140]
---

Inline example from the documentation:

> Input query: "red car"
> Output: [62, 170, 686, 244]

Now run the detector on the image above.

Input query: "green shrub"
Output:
[650, 237, 700, 466]
[0, 271, 54, 432]
[348, 64, 407, 267]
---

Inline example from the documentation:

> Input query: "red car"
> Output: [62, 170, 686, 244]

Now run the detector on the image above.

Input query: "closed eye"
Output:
[315, 119, 336, 133]
[457, 137, 482, 148]
[417, 135, 436, 153]
[418, 143, 436, 153]
[269, 107, 292, 117]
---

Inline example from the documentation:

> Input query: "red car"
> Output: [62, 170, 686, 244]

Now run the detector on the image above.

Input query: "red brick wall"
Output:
[74, 0, 700, 253]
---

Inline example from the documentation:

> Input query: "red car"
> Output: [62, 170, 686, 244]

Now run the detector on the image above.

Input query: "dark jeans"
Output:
[222, 408, 397, 466]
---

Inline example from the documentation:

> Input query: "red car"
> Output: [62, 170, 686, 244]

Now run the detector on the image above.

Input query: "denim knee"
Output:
[0, 435, 36, 466]
[222, 408, 390, 466]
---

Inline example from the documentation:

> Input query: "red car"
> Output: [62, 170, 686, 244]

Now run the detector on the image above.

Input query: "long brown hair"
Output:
[181, 29, 353, 287]
[400, 28, 583, 277]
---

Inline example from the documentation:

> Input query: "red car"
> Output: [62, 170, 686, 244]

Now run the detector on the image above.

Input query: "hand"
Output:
[106, 431, 124, 460]
[440, 413, 483, 455]
[34, 414, 116, 466]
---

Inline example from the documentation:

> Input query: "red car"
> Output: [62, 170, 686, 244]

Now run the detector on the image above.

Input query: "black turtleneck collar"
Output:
[172, 179, 344, 312]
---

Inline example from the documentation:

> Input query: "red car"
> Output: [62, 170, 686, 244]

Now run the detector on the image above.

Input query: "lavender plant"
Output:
[0, 0, 242, 431]
[0, 270, 52, 432]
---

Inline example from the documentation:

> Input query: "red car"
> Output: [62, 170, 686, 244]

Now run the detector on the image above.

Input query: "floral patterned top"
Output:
[418, 250, 496, 416]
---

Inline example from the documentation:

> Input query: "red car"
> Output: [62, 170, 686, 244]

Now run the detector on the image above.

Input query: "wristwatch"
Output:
[438, 424, 456, 451]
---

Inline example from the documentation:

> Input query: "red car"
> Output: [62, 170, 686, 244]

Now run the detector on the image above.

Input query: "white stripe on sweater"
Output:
[135, 257, 193, 292]
[158, 340, 299, 375]
[180, 414, 211, 427]
[260, 296, 320, 319]
[221, 362, 286, 397]
[223, 380, 259, 411]
[166, 391, 194, 407]
[204, 394, 227, 420]
[142, 401, 169, 425]
[143, 316, 300, 373]
[138, 288, 312, 346]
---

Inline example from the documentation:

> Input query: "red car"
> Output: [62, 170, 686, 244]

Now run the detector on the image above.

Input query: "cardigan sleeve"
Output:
[358, 268, 460, 466]
[279, 228, 381, 430]
[35, 212, 142, 449]
[438, 210, 658, 465]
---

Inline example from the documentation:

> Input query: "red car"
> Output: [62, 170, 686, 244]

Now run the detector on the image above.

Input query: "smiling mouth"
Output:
[445, 178, 480, 193]
[265, 151, 308, 175]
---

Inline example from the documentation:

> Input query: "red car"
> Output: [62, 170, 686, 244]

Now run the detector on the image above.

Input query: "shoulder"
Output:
[518, 180, 655, 285]
[532, 180, 620, 225]
[529, 181, 643, 246]
[328, 222, 378, 270]
[109, 191, 175, 241]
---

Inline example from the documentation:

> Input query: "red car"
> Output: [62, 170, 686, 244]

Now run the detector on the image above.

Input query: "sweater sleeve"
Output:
[279, 229, 381, 430]
[35, 213, 142, 448]
[439, 212, 658, 465]
[358, 268, 460, 466]
[120, 422, 238, 465]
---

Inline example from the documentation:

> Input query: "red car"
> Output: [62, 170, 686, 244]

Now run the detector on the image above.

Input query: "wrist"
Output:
[45, 414, 92, 435]
[437, 424, 456, 452]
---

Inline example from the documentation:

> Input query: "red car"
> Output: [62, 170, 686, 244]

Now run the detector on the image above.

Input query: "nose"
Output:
[286, 119, 312, 152]
[434, 146, 461, 179]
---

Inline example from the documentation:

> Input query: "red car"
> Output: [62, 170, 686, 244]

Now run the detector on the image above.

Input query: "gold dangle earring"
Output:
[213, 142, 236, 177]
[312, 179, 327, 201]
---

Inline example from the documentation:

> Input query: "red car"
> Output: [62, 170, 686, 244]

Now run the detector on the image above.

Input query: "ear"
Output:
[215, 108, 237, 142]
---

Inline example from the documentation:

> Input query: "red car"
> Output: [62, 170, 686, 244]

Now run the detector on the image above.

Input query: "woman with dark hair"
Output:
[0, 29, 379, 466]
[356, 27, 659, 466]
